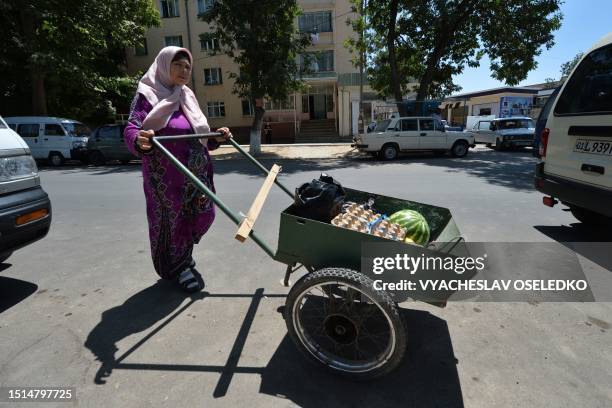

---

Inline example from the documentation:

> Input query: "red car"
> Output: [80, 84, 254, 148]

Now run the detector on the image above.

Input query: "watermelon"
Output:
[389, 210, 430, 245]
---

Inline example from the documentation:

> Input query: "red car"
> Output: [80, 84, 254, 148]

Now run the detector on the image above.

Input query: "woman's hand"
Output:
[216, 127, 233, 143]
[137, 129, 155, 151]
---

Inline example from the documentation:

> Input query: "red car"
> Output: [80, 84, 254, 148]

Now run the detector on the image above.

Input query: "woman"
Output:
[124, 46, 231, 293]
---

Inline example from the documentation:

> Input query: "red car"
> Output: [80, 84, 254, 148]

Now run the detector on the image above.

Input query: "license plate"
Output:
[574, 139, 612, 155]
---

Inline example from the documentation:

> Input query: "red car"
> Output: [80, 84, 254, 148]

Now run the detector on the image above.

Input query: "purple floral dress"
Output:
[124, 93, 219, 280]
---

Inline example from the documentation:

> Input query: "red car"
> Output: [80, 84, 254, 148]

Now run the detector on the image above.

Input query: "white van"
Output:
[535, 33, 612, 225]
[0, 116, 52, 264]
[4, 117, 90, 166]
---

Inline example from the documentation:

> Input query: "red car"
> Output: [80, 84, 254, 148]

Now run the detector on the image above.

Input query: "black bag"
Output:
[294, 173, 346, 222]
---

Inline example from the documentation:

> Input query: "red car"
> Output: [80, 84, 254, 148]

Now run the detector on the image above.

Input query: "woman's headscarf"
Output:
[137, 46, 210, 134]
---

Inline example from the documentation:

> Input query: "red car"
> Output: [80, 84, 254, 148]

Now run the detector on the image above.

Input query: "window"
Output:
[497, 119, 534, 130]
[207, 101, 225, 118]
[197, 0, 216, 14]
[399, 119, 418, 131]
[200, 35, 219, 52]
[479, 107, 491, 115]
[135, 38, 148, 56]
[301, 51, 334, 72]
[299, 11, 332, 33]
[17, 124, 39, 138]
[265, 97, 295, 111]
[242, 100, 254, 116]
[0, 120, 6, 129]
[62, 122, 91, 136]
[204, 68, 222, 85]
[555, 43, 612, 116]
[98, 126, 117, 140]
[44, 124, 65, 136]
[478, 121, 491, 130]
[419, 119, 434, 131]
[374, 120, 392, 132]
[164, 35, 183, 47]
[161, 0, 180, 18]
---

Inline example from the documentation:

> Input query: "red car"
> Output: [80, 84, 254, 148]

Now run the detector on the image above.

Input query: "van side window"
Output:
[479, 121, 490, 130]
[17, 124, 39, 138]
[44, 124, 65, 136]
[401, 119, 418, 131]
[555, 43, 612, 115]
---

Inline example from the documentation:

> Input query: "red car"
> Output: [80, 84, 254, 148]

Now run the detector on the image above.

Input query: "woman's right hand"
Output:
[137, 129, 155, 151]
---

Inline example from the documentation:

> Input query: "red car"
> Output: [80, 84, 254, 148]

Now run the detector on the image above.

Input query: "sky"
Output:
[452, 0, 611, 94]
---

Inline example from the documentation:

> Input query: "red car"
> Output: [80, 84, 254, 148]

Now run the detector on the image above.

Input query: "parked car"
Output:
[0, 116, 52, 264]
[87, 124, 135, 166]
[352, 116, 475, 160]
[470, 117, 535, 150]
[535, 32, 612, 226]
[5, 116, 90, 166]
[533, 87, 561, 158]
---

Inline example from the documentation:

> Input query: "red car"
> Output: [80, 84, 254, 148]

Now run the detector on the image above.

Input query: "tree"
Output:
[364, 0, 563, 113]
[560, 52, 583, 79]
[0, 0, 159, 124]
[200, 0, 311, 155]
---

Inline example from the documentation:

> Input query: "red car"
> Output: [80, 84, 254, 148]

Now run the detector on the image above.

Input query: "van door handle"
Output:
[581, 164, 604, 175]
[420, 133, 427, 136]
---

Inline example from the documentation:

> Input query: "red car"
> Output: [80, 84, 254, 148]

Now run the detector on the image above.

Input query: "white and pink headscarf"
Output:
[137, 46, 210, 134]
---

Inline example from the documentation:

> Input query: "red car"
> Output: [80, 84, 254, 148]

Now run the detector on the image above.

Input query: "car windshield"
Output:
[0, 119, 6, 129]
[374, 119, 392, 132]
[496, 119, 534, 130]
[62, 122, 91, 137]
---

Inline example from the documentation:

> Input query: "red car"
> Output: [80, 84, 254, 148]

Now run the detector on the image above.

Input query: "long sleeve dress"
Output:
[124, 93, 218, 280]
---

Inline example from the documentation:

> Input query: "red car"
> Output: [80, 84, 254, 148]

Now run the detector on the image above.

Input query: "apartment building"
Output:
[125, 0, 373, 143]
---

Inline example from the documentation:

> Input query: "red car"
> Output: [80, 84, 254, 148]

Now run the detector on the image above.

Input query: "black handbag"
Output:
[294, 173, 346, 222]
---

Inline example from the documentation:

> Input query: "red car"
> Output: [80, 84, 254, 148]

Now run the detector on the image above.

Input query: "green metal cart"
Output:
[153, 132, 468, 380]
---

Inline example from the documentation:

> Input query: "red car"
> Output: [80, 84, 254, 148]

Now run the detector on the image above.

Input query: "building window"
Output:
[207, 101, 225, 118]
[242, 100, 254, 116]
[264, 96, 295, 111]
[299, 11, 332, 33]
[479, 107, 491, 115]
[164, 35, 183, 47]
[301, 51, 334, 72]
[161, 0, 180, 18]
[204, 68, 222, 85]
[200, 35, 219, 52]
[135, 38, 148, 56]
[197, 0, 216, 14]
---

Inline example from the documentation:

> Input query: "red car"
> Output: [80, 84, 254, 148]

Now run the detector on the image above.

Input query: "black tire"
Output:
[120, 159, 131, 165]
[450, 141, 469, 157]
[0, 252, 12, 264]
[89, 151, 106, 166]
[570, 206, 612, 227]
[48, 152, 65, 167]
[494, 139, 505, 151]
[284, 267, 407, 380]
[380, 144, 399, 161]
[485, 143, 492, 148]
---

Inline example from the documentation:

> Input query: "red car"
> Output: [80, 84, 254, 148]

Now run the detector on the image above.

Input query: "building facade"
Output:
[125, 0, 372, 143]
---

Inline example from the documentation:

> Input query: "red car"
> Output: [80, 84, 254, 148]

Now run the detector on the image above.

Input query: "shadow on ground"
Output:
[0, 265, 38, 314]
[84, 285, 462, 407]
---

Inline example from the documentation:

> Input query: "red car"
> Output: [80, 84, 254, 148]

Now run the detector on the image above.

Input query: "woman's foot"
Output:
[177, 267, 204, 293]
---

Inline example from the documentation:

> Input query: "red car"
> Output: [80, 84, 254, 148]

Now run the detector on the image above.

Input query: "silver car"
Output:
[471, 117, 535, 150]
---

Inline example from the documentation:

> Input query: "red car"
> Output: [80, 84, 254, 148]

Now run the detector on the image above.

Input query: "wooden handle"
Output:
[235, 164, 281, 243]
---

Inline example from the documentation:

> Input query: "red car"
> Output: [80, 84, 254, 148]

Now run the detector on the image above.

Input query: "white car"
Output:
[535, 32, 612, 226]
[352, 116, 475, 160]
[0, 116, 52, 264]
[4, 116, 91, 166]
[471, 117, 535, 149]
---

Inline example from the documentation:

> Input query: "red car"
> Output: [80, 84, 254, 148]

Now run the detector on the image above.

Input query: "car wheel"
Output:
[451, 141, 469, 157]
[485, 143, 492, 148]
[89, 151, 106, 166]
[48, 152, 65, 167]
[0, 252, 12, 264]
[494, 139, 505, 151]
[380, 144, 399, 161]
[570, 206, 612, 227]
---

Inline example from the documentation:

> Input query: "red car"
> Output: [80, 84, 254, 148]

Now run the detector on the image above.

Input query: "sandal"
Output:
[177, 267, 205, 293]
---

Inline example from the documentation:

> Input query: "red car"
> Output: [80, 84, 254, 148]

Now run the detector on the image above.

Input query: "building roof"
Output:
[445, 86, 539, 101]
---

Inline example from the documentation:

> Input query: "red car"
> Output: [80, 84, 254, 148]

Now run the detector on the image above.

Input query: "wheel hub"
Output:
[324, 314, 358, 345]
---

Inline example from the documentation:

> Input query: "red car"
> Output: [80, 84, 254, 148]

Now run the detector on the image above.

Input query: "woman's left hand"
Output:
[216, 127, 233, 142]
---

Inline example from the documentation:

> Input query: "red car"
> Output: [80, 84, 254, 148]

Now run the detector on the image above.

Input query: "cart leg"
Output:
[282, 265, 293, 287]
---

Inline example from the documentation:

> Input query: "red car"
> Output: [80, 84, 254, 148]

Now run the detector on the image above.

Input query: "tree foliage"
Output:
[362, 0, 563, 111]
[200, 0, 311, 154]
[0, 0, 159, 125]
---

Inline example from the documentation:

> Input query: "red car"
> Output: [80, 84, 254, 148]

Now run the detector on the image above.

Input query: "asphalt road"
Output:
[1, 148, 611, 407]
